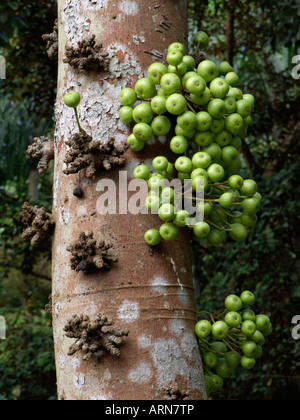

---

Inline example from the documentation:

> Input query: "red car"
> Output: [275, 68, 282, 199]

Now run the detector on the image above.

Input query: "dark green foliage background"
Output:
[0, 0, 57, 400]
[0, 0, 299, 400]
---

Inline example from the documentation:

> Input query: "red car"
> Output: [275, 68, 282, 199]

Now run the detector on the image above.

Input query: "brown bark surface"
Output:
[52, 0, 206, 401]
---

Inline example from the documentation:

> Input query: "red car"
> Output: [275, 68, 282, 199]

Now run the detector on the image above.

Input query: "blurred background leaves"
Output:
[0, 0, 57, 400]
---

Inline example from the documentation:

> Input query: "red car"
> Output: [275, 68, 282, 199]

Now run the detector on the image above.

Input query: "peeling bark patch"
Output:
[80, 44, 141, 145]
[56, 44, 142, 149]
[118, 300, 139, 323]
[119, 0, 139, 15]
[62, 0, 91, 45]
[128, 362, 152, 384]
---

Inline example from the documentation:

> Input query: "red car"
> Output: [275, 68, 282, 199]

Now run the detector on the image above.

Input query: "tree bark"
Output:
[226, 5, 235, 65]
[52, 0, 206, 401]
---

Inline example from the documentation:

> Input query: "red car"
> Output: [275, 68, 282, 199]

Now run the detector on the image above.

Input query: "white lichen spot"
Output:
[59, 208, 70, 225]
[73, 373, 85, 390]
[118, 300, 139, 323]
[77, 206, 87, 216]
[58, 355, 66, 370]
[74, 281, 88, 294]
[119, 0, 139, 15]
[151, 277, 169, 293]
[89, 302, 98, 316]
[151, 339, 188, 388]
[133, 35, 146, 45]
[144, 159, 154, 172]
[82, 0, 109, 10]
[178, 291, 191, 307]
[128, 362, 152, 384]
[55, 300, 61, 315]
[169, 318, 186, 337]
[138, 335, 152, 349]
[90, 394, 110, 400]
[181, 331, 199, 361]
[147, 135, 156, 146]
[71, 357, 80, 370]
[53, 171, 60, 208]
[125, 159, 140, 179]
[103, 368, 112, 382]
[158, 136, 167, 144]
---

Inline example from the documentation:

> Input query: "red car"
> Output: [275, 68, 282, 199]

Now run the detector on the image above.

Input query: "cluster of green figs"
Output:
[195, 291, 272, 396]
[119, 31, 261, 247]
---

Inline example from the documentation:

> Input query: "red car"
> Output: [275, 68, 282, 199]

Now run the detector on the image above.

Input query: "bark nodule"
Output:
[42, 19, 58, 59]
[27, 136, 54, 175]
[64, 314, 129, 362]
[63, 131, 128, 180]
[20, 202, 55, 247]
[64, 35, 110, 73]
[67, 231, 118, 274]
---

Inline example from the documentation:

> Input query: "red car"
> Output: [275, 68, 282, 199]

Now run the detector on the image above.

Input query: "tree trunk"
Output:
[226, 6, 235, 65]
[52, 0, 206, 401]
